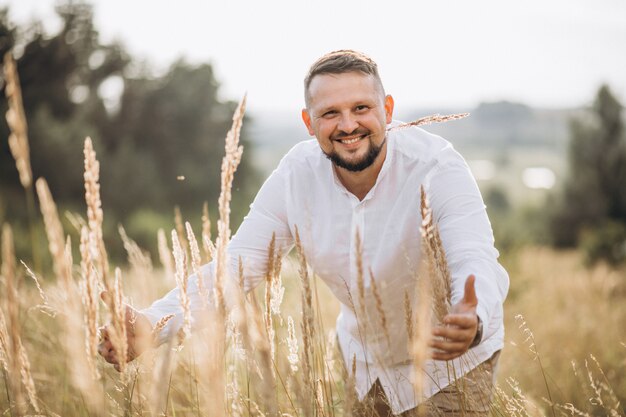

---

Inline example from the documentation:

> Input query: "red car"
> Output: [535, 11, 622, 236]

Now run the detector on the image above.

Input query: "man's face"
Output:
[302, 72, 394, 172]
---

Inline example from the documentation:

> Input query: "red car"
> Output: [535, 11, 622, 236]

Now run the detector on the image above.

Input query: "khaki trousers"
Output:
[352, 351, 501, 417]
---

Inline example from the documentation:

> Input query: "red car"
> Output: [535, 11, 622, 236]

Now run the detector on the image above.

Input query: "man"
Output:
[99, 50, 509, 416]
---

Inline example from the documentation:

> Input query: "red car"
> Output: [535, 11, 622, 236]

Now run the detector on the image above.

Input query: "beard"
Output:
[323, 135, 386, 172]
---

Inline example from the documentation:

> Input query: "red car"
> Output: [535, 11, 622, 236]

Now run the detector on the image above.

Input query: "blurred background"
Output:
[0, 0, 625, 265]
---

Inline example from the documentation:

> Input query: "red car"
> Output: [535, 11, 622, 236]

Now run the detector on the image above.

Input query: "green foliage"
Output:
[580, 220, 626, 266]
[0, 2, 260, 262]
[549, 85, 626, 264]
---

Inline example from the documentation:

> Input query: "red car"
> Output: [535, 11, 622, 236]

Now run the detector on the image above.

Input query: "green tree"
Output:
[550, 85, 626, 264]
[1, 2, 259, 260]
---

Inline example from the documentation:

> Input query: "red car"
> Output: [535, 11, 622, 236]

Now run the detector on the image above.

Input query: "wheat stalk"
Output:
[389, 112, 470, 132]
[3, 52, 32, 189]
[36, 179, 73, 290]
[157, 228, 175, 281]
[2, 224, 39, 413]
[84, 137, 109, 289]
[0, 306, 10, 373]
[151, 314, 174, 345]
[79, 226, 100, 380]
[174, 206, 189, 259]
[185, 221, 210, 312]
[354, 230, 366, 321]
[215, 95, 246, 316]
[2, 224, 26, 413]
[110, 268, 129, 376]
[294, 226, 315, 401]
[171, 230, 190, 344]
[263, 233, 276, 363]
[201, 202, 213, 262]
[411, 260, 433, 402]
[3, 52, 42, 272]
[420, 185, 451, 323]
[369, 268, 391, 348]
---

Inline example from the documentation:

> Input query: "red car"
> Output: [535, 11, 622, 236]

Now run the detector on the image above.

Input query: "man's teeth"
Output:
[340, 136, 362, 144]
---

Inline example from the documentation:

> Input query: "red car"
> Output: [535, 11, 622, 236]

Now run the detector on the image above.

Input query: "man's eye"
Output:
[355, 105, 369, 112]
[322, 111, 337, 118]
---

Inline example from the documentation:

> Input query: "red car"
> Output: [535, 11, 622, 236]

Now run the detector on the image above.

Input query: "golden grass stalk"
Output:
[109, 268, 129, 376]
[152, 314, 174, 345]
[390, 112, 470, 132]
[79, 226, 100, 380]
[2, 224, 40, 413]
[0, 308, 9, 376]
[315, 380, 326, 417]
[404, 290, 413, 341]
[35, 179, 72, 290]
[411, 259, 433, 402]
[420, 185, 451, 323]
[344, 354, 357, 416]
[84, 137, 109, 288]
[294, 226, 315, 397]
[171, 229, 191, 344]
[2, 224, 26, 413]
[202, 201, 213, 262]
[157, 228, 175, 281]
[4, 53, 42, 272]
[36, 206, 104, 411]
[17, 338, 38, 413]
[3, 52, 32, 189]
[232, 256, 251, 356]
[185, 221, 210, 310]
[20, 260, 51, 314]
[4, 52, 41, 272]
[286, 315, 299, 374]
[369, 268, 391, 348]
[264, 233, 277, 362]
[215, 95, 246, 316]
[244, 289, 276, 415]
[174, 206, 189, 259]
[354, 230, 366, 320]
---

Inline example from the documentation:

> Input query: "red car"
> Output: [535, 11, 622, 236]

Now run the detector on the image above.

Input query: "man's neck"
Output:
[334, 144, 387, 201]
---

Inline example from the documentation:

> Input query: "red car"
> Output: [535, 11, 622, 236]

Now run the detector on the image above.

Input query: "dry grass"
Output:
[1, 63, 624, 416]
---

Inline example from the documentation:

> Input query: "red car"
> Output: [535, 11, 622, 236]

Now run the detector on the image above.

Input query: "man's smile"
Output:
[336, 135, 365, 145]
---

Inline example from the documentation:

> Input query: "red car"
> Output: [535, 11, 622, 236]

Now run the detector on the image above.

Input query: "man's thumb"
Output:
[100, 290, 111, 304]
[462, 274, 478, 306]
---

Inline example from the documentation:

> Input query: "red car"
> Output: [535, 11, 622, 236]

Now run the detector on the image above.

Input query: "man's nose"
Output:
[337, 113, 359, 134]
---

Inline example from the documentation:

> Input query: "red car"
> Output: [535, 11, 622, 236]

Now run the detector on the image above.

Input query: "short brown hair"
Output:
[304, 50, 385, 106]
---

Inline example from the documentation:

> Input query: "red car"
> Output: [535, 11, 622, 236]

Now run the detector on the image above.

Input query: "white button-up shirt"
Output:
[142, 122, 509, 415]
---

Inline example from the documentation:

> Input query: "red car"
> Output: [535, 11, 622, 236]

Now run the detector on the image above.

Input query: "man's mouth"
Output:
[335, 134, 369, 145]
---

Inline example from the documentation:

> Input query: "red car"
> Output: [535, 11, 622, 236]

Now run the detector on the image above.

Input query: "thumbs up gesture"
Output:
[430, 274, 479, 361]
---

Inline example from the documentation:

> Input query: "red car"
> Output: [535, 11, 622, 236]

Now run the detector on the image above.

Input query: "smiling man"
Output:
[99, 50, 509, 417]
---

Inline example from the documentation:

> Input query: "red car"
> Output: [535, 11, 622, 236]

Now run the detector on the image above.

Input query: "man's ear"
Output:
[384, 95, 395, 124]
[302, 108, 315, 136]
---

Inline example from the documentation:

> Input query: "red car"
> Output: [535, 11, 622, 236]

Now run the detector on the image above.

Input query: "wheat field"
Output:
[1, 52, 625, 417]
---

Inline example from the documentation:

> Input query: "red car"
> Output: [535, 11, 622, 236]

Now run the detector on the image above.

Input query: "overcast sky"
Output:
[3, 0, 626, 114]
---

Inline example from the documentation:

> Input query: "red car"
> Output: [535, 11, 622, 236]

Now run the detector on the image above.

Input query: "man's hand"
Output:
[430, 274, 479, 361]
[97, 292, 152, 371]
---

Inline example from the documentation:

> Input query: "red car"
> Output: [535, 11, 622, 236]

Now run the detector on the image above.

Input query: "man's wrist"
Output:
[469, 315, 483, 348]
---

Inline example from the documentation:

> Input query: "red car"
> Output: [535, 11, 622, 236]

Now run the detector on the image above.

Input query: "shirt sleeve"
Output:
[424, 153, 509, 340]
[141, 163, 294, 345]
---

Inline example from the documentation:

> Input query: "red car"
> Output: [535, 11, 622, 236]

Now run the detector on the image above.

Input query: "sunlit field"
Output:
[1, 54, 625, 417]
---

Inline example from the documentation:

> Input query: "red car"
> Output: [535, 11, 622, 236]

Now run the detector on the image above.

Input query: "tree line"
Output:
[0, 3, 260, 259]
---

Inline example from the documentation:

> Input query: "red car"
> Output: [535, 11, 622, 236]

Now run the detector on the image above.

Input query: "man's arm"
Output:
[98, 162, 294, 367]
[425, 154, 510, 360]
